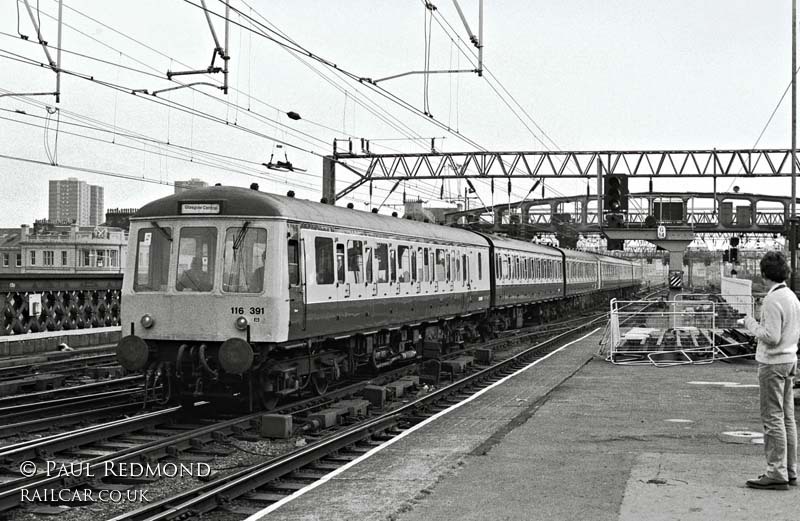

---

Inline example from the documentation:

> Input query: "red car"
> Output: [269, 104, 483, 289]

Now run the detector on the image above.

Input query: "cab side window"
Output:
[287, 240, 299, 286]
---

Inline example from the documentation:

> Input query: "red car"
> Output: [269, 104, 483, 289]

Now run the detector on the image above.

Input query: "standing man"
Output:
[742, 251, 799, 490]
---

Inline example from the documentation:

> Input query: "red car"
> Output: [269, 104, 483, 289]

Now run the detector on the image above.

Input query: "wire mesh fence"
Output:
[606, 295, 756, 366]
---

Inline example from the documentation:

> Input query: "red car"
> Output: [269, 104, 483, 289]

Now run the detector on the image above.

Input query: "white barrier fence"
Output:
[606, 296, 754, 366]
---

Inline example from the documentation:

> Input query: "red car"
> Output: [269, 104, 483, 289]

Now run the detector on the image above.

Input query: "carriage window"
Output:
[455, 255, 461, 282]
[336, 243, 345, 284]
[347, 240, 363, 283]
[398, 246, 411, 282]
[477, 252, 482, 280]
[390, 248, 397, 282]
[176, 227, 216, 292]
[222, 226, 267, 293]
[410, 248, 417, 282]
[446, 252, 452, 281]
[502, 255, 510, 280]
[376, 243, 389, 283]
[365, 247, 374, 283]
[462, 254, 468, 282]
[287, 240, 299, 286]
[315, 237, 334, 285]
[422, 248, 429, 281]
[435, 249, 446, 281]
[134, 227, 172, 292]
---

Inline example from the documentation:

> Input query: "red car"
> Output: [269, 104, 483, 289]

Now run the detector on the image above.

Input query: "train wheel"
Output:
[311, 372, 328, 396]
[258, 391, 280, 410]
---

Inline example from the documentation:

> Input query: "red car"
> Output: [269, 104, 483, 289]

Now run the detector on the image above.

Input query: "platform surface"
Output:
[250, 329, 797, 521]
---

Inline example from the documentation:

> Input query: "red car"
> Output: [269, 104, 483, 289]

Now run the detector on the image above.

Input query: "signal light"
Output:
[603, 174, 629, 213]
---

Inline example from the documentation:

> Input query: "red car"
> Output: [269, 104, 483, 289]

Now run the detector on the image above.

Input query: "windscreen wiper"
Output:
[233, 221, 251, 252]
[150, 221, 172, 242]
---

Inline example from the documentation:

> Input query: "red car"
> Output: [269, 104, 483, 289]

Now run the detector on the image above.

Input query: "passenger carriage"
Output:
[562, 249, 601, 297]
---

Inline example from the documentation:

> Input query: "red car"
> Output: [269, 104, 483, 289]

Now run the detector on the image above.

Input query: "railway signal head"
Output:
[603, 174, 628, 213]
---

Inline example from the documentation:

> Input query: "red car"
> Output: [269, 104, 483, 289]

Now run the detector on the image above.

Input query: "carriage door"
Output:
[287, 223, 306, 331]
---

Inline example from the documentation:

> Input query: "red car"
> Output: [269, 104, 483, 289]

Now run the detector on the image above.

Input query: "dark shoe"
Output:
[746, 475, 789, 490]
[790, 477, 797, 487]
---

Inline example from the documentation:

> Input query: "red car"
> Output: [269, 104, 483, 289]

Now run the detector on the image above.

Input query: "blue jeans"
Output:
[758, 362, 798, 482]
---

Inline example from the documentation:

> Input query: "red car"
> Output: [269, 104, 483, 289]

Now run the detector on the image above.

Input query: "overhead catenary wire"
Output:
[725, 64, 800, 193]
[0, 151, 175, 186]
[0, 27, 334, 152]
[9, 0, 517, 213]
[218, 1, 502, 211]
[0, 49, 329, 160]
[4, 2, 431, 200]
[0, 112, 322, 188]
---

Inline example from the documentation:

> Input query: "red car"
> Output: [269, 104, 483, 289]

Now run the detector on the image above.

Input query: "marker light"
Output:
[140, 314, 155, 329]
[235, 316, 248, 331]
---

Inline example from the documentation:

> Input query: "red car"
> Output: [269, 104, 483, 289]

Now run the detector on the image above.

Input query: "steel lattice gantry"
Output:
[324, 148, 800, 201]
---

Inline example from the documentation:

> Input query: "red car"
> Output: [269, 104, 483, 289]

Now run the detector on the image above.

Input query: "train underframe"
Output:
[141, 286, 637, 410]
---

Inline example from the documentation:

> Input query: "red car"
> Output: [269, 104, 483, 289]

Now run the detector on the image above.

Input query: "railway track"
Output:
[0, 374, 142, 408]
[0, 387, 147, 439]
[0, 345, 127, 404]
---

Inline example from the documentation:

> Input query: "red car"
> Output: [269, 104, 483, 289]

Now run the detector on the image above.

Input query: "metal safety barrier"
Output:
[606, 296, 754, 366]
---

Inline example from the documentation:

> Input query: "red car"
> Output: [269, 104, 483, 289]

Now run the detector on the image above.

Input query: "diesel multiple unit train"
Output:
[116, 186, 641, 407]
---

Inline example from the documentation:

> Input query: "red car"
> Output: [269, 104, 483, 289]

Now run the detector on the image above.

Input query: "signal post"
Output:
[603, 226, 695, 301]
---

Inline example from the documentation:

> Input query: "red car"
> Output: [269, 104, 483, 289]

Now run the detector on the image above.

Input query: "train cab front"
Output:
[116, 214, 284, 408]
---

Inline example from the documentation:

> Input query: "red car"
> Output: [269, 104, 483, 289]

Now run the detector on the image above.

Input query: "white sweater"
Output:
[744, 283, 800, 365]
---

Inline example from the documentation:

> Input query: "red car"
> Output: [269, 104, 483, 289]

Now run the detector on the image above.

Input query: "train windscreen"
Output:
[176, 227, 217, 292]
[222, 226, 267, 293]
[134, 227, 172, 292]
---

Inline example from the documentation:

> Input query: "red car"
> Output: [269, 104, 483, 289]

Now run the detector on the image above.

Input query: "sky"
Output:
[0, 0, 795, 229]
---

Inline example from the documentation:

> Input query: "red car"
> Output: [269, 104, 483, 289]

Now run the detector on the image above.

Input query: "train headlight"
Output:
[235, 316, 248, 331]
[140, 314, 155, 329]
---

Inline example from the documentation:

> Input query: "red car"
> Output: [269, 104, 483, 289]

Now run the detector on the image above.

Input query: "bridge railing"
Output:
[1, 274, 122, 336]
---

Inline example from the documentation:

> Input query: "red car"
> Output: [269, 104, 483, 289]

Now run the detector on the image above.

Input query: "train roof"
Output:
[486, 234, 563, 257]
[133, 186, 488, 246]
[559, 248, 600, 261]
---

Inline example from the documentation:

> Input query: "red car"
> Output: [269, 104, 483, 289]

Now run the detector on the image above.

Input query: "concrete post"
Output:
[322, 156, 336, 204]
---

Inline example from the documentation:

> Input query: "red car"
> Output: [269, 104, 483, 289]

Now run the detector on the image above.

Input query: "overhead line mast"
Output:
[0, 0, 63, 102]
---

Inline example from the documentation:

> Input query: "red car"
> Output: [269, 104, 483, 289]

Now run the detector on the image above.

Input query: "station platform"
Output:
[249, 328, 797, 521]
